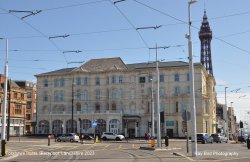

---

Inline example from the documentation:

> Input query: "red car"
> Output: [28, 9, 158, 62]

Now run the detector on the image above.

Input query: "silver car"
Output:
[56, 133, 80, 142]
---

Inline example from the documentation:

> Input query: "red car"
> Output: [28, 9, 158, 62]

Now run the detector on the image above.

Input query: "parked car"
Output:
[211, 134, 228, 143]
[101, 132, 125, 141]
[237, 136, 247, 143]
[197, 133, 213, 144]
[57, 133, 80, 142]
[81, 134, 94, 140]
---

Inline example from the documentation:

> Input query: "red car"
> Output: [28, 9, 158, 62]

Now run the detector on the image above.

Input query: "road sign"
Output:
[92, 121, 97, 127]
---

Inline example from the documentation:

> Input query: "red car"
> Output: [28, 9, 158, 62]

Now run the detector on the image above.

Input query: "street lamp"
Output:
[150, 78, 155, 137]
[71, 78, 75, 133]
[149, 45, 170, 148]
[187, 0, 197, 157]
[230, 102, 234, 107]
[224, 87, 229, 138]
[0, 38, 8, 156]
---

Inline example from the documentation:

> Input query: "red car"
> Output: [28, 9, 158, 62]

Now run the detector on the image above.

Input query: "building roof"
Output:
[36, 67, 75, 76]
[35, 58, 202, 77]
[127, 61, 199, 69]
[74, 57, 127, 72]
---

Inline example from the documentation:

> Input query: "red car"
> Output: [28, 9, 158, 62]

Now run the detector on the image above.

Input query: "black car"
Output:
[197, 133, 213, 144]
[237, 136, 247, 143]
[80, 134, 94, 140]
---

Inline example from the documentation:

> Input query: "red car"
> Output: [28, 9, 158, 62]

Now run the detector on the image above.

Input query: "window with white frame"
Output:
[96, 89, 101, 100]
[44, 91, 49, 101]
[83, 90, 88, 101]
[112, 89, 117, 99]
[76, 77, 81, 85]
[174, 73, 179, 82]
[82, 103, 88, 113]
[44, 79, 48, 87]
[159, 87, 165, 96]
[112, 76, 116, 84]
[76, 90, 81, 100]
[119, 75, 123, 84]
[160, 75, 164, 82]
[83, 77, 88, 85]
[96, 77, 100, 85]
[174, 86, 180, 96]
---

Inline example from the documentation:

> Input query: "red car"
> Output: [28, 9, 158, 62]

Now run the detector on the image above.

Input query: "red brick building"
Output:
[0, 74, 36, 135]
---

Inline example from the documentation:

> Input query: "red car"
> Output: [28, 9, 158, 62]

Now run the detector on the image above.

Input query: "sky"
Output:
[0, 0, 250, 122]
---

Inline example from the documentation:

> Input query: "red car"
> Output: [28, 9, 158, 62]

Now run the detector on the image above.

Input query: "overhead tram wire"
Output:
[0, 7, 70, 65]
[132, 0, 250, 56]
[41, 0, 109, 12]
[110, 0, 150, 49]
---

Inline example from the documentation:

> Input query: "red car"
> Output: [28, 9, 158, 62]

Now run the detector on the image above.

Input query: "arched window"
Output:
[66, 120, 77, 133]
[52, 120, 63, 134]
[38, 120, 49, 134]
[81, 119, 92, 133]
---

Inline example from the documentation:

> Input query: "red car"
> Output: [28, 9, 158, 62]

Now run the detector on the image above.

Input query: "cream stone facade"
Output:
[35, 57, 216, 137]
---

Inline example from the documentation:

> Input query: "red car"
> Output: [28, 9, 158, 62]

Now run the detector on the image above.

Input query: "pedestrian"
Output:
[146, 133, 151, 141]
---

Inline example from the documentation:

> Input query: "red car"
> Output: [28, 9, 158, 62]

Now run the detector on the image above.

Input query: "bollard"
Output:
[48, 135, 51, 146]
[81, 134, 84, 144]
[95, 136, 99, 143]
[150, 138, 155, 147]
[165, 136, 169, 147]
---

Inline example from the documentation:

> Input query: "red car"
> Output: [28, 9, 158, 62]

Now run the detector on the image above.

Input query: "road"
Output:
[0, 137, 249, 162]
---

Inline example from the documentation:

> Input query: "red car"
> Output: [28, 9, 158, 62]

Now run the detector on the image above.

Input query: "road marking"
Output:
[102, 144, 110, 150]
[173, 152, 195, 161]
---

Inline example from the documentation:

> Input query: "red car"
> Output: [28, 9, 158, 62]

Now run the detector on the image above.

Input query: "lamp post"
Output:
[150, 78, 155, 137]
[1, 38, 8, 156]
[149, 44, 170, 148]
[71, 78, 75, 133]
[187, 0, 197, 157]
[224, 87, 228, 138]
[155, 44, 161, 147]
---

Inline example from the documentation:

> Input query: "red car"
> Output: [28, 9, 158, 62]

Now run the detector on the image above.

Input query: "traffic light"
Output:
[240, 121, 243, 128]
[148, 121, 152, 128]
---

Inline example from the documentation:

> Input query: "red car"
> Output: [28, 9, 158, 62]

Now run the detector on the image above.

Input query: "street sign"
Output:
[92, 121, 97, 127]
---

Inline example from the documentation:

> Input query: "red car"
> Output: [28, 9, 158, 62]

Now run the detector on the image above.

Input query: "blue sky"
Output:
[0, 0, 250, 122]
